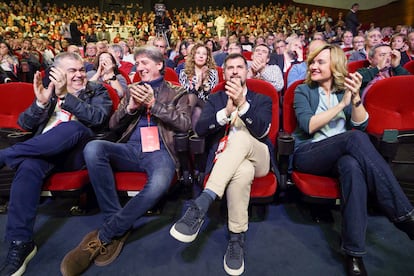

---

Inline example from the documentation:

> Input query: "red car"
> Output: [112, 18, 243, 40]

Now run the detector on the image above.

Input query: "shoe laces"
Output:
[228, 235, 244, 259]
[82, 240, 107, 260]
[6, 242, 29, 267]
[181, 204, 203, 228]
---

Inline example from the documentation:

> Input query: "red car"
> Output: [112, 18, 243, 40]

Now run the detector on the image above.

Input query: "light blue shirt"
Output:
[312, 87, 346, 142]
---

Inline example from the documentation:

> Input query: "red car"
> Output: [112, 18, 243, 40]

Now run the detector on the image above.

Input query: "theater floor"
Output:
[0, 189, 413, 276]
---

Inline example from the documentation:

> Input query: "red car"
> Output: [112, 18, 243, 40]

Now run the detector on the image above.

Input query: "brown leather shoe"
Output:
[94, 230, 131, 266]
[60, 230, 104, 276]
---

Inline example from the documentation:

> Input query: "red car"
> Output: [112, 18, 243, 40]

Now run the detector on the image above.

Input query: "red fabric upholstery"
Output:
[403, 60, 414, 75]
[132, 72, 141, 83]
[43, 170, 89, 191]
[242, 51, 252, 61]
[347, 59, 370, 73]
[283, 79, 339, 200]
[216, 66, 224, 83]
[115, 172, 148, 191]
[164, 67, 179, 83]
[282, 79, 303, 134]
[103, 83, 120, 114]
[0, 83, 35, 129]
[210, 78, 279, 200]
[365, 75, 414, 135]
[119, 70, 132, 85]
[292, 172, 340, 199]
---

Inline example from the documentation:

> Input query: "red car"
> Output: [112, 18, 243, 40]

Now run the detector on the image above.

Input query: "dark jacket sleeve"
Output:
[18, 82, 112, 134]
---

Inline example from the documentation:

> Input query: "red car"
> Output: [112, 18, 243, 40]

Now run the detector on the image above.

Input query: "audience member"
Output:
[349, 28, 383, 62]
[247, 44, 284, 92]
[345, 3, 361, 36]
[0, 52, 112, 276]
[87, 51, 128, 98]
[292, 44, 414, 276]
[287, 39, 327, 88]
[60, 45, 195, 276]
[170, 53, 275, 276]
[357, 43, 410, 99]
[400, 31, 414, 66]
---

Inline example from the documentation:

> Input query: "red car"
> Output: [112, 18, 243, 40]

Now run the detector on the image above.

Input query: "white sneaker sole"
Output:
[223, 255, 244, 276]
[169, 221, 203, 243]
[11, 245, 37, 276]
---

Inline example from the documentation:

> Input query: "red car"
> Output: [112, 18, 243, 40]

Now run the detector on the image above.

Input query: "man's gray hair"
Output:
[53, 52, 83, 68]
[133, 45, 165, 73]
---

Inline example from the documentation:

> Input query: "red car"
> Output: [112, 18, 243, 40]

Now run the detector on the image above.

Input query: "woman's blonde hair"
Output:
[304, 44, 348, 91]
[184, 43, 216, 77]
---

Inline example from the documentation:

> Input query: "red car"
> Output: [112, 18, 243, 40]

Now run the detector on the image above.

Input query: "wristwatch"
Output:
[106, 75, 116, 82]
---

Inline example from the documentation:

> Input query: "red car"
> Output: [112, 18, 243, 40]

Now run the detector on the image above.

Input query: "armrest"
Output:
[277, 134, 295, 190]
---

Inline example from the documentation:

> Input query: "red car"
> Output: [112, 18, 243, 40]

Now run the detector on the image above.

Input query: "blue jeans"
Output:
[1, 121, 93, 242]
[293, 130, 413, 256]
[83, 140, 175, 243]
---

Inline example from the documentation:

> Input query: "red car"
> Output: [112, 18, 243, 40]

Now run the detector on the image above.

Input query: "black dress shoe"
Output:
[395, 214, 414, 240]
[345, 255, 367, 276]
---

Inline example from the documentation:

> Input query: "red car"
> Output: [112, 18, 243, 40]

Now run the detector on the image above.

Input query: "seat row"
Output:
[1, 75, 414, 215]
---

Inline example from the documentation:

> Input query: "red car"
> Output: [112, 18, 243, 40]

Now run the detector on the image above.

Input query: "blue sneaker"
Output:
[224, 232, 245, 276]
[170, 201, 205, 243]
[0, 240, 37, 276]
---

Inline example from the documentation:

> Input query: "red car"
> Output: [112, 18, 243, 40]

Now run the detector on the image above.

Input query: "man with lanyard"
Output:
[60, 45, 196, 276]
[0, 52, 112, 276]
[170, 53, 275, 276]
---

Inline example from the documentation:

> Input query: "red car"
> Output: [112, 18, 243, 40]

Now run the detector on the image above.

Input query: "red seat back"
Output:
[0, 82, 35, 130]
[164, 67, 179, 83]
[283, 79, 304, 134]
[403, 60, 414, 75]
[347, 59, 370, 73]
[215, 66, 224, 83]
[365, 75, 414, 135]
[103, 83, 120, 114]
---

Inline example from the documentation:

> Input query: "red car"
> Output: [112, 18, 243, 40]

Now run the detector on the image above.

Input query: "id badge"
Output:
[140, 126, 160, 152]
[214, 135, 228, 163]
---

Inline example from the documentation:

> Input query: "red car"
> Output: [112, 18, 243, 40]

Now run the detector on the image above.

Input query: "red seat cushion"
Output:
[114, 172, 149, 191]
[43, 170, 89, 191]
[292, 172, 340, 199]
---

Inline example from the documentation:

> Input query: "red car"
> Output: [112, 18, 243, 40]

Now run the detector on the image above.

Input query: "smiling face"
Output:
[56, 56, 87, 93]
[308, 48, 332, 86]
[135, 54, 163, 82]
[193, 46, 208, 67]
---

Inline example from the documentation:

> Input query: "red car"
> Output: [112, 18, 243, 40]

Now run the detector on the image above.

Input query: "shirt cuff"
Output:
[36, 100, 49, 109]
[237, 101, 250, 116]
[216, 108, 230, 126]
[351, 112, 369, 126]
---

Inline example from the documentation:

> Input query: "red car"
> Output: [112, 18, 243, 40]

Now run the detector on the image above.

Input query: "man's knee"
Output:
[83, 140, 105, 161]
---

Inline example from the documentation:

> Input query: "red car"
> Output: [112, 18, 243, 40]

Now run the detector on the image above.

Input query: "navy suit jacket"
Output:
[195, 89, 278, 177]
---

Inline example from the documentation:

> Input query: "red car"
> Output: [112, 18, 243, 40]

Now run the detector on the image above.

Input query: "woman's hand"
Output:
[343, 72, 362, 107]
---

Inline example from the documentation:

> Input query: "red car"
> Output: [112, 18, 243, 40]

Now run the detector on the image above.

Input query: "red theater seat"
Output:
[206, 79, 279, 203]
[282, 79, 340, 203]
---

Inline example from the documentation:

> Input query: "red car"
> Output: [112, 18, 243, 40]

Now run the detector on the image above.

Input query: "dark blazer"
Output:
[195, 89, 277, 176]
[18, 81, 112, 136]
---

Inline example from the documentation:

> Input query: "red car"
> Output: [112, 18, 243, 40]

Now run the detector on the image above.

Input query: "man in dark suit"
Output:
[170, 53, 274, 276]
[345, 3, 361, 36]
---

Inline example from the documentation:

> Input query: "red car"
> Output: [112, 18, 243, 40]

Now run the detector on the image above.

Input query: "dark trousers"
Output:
[1, 121, 93, 242]
[293, 130, 413, 256]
